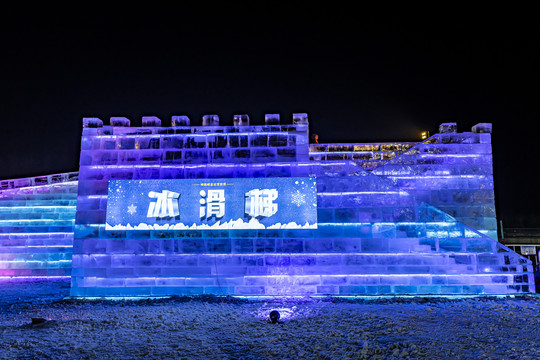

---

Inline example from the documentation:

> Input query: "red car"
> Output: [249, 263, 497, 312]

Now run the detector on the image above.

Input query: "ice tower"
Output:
[67, 115, 534, 297]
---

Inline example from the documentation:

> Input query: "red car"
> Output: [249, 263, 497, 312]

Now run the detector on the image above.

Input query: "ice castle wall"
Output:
[70, 116, 534, 297]
[309, 126, 497, 240]
[0, 173, 77, 279]
[374, 130, 498, 241]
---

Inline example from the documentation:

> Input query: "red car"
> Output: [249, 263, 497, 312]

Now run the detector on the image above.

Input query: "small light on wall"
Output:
[268, 310, 280, 324]
[31, 318, 47, 325]
[421, 131, 429, 140]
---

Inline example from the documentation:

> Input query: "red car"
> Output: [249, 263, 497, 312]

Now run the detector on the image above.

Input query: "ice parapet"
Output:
[202, 115, 219, 126]
[472, 123, 493, 133]
[171, 115, 190, 127]
[233, 115, 250, 126]
[439, 122, 457, 133]
[142, 116, 161, 127]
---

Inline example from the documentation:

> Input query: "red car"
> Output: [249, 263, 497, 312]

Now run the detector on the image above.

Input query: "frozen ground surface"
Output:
[0, 280, 539, 359]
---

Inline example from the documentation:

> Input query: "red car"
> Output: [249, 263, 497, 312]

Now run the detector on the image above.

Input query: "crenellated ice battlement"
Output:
[82, 113, 309, 128]
[0, 172, 78, 191]
[79, 114, 311, 166]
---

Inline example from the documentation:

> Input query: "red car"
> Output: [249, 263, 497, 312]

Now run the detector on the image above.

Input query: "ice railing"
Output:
[309, 142, 418, 170]
[0, 172, 78, 191]
[309, 123, 493, 171]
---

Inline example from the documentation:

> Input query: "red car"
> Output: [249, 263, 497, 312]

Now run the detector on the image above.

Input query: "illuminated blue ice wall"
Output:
[70, 115, 534, 297]
[310, 123, 498, 240]
[0, 173, 77, 279]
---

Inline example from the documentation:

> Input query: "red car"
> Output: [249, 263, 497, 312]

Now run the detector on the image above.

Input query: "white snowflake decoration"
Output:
[291, 190, 306, 207]
[127, 204, 137, 215]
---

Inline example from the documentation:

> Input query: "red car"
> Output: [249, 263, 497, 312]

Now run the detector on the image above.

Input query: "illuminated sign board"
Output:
[106, 177, 317, 230]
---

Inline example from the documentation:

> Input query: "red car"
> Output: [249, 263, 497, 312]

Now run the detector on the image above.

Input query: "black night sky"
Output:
[1, 5, 538, 228]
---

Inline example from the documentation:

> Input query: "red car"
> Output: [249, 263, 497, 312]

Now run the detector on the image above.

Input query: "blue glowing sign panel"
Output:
[106, 177, 317, 230]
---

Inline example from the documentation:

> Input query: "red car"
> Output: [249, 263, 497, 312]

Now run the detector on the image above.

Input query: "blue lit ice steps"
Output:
[0, 172, 77, 279]
[70, 117, 534, 297]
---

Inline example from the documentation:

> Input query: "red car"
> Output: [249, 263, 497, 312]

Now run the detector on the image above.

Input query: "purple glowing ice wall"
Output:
[310, 123, 498, 240]
[0, 173, 77, 279]
[70, 115, 534, 297]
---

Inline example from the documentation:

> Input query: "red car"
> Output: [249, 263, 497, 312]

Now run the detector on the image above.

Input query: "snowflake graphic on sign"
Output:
[127, 204, 137, 215]
[291, 190, 306, 207]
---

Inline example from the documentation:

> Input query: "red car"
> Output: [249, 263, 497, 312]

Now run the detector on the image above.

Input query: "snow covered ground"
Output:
[0, 280, 539, 359]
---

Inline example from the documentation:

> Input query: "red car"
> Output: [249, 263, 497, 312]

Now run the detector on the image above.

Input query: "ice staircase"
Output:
[0, 173, 77, 279]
